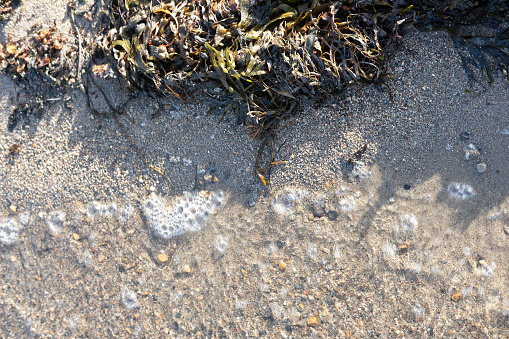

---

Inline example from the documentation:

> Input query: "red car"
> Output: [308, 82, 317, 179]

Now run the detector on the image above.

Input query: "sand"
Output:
[1, 2, 508, 338]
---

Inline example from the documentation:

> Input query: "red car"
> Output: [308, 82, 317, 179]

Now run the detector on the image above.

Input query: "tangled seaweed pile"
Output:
[107, 0, 405, 128]
[104, 0, 508, 184]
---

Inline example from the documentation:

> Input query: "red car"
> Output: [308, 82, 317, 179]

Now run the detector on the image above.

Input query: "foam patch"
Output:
[143, 191, 224, 239]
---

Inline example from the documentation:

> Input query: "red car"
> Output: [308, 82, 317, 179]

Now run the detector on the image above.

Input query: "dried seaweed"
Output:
[0, 0, 20, 21]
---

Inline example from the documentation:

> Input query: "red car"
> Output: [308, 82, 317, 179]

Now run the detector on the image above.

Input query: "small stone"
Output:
[327, 211, 338, 220]
[157, 253, 168, 263]
[97, 255, 106, 263]
[9, 205, 17, 213]
[451, 292, 462, 302]
[278, 261, 287, 271]
[183, 265, 191, 273]
[248, 198, 256, 208]
[398, 241, 410, 253]
[204, 174, 213, 181]
[312, 207, 325, 218]
[460, 131, 470, 141]
[466, 259, 475, 272]
[72, 233, 81, 241]
[403, 184, 411, 190]
[476, 163, 487, 173]
[307, 316, 319, 327]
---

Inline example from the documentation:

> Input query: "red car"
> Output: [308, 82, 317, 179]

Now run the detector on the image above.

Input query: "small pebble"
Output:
[72, 233, 81, 241]
[476, 163, 487, 173]
[460, 131, 470, 141]
[157, 253, 168, 263]
[248, 198, 256, 207]
[398, 241, 410, 253]
[312, 207, 325, 218]
[327, 211, 338, 220]
[9, 205, 17, 213]
[451, 292, 462, 302]
[183, 265, 191, 273]
[278, 260, 287, 271]
[307, 316, 319, 327]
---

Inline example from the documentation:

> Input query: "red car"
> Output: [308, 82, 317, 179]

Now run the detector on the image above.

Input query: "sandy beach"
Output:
[1, 1, 508, 337]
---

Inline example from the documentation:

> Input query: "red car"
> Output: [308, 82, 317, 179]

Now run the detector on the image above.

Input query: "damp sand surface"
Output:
[1, 7, 509, 339]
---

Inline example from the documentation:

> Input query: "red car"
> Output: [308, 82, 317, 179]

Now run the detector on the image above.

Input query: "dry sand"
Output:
[1, 2, 508, 338]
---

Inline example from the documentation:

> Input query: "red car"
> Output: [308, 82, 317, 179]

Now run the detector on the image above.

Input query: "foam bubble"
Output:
[448, 182, 475, 200]
[18, 212, 30, 228]
[338, 196, 356, 212]
[382, 243, 397, 258]
[215, 235, 229, 253]
[273, 191, 297, 216]
[46, 211, 65, 235]
[0, 216, 20, 246]
[463, 144, 479, 160]
[119, 202, 133, 223]
[400, 214, 418, 233]
[86, 201, 117, 221]
[352, 161, 372, 180]
[307, 244, 317, 260]
[143, 191, 224, 239]
[121, 287, 140, 310]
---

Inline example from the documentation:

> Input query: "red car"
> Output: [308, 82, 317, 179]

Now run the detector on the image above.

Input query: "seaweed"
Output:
[105, 0, 411, 184]
[101, 0, 508, 186]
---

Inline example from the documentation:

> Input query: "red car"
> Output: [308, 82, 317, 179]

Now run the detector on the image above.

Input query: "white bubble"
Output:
[479, 262, 496, 277]
[270, 303, 284, 319]
[87, 201, 117, 220]
[0, 216, 20, 246]
[121, 287, 140, 310]
[401, 214, 418, 233]
[382, 243, 397, 258]
[215, 235, 229, 253]
[259, 283, 270, 293]
[333, 244, 341, 259]
[47, 211, 65, 235]
[352, 162, 372, 180]
[307, 244, 317, 260]
[448, 182, 475, 200]
[288, 307, 301, 323]
[236, 300, 250, 310]
[412, 303, 425, 317]
[273, 191, 297, 216]
[18, 212, 30, 228]
[408, 262, 422, 273]
[119, 203, 133, 223]
[463, 144, 479, 160]
[338, 196, 356, 212]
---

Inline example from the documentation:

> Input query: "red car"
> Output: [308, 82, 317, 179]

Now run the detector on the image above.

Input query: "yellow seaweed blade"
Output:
[257, 171, 267, 186]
